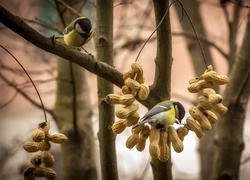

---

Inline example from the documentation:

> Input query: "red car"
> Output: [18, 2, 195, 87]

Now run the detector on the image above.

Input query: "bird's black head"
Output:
[75, 18, 92, 35]
[173, 102, 185, 123]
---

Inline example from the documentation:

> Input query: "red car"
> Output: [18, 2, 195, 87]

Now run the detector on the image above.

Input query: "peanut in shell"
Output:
[23, 142, 40, 152]
[105, 94, 122, 105]
[138, 84, 150, 100]
[186, 116, 204, 138]
[135, 125, 150, 151]
[112, 119, 127, 134]
[168, 126, 184, 153]
[105, 94, 135, 105]
[176, 127, 189, 141]
[123, 112, 140, 127]
[202, 88, 222, 104]
[212, 103, 228, 114]
[115, 104, 139, 119]
[126, 134, 139, 149]
[131, 62, 144, 84]
[136, 138, 147, 151]
[204, 110, 218, 124]
[31, 129, 45, 142]
[202, 71, 229, 85]
[124, 78, 141, 93]
[158, 131, 169, 162]
[189, 106, 212, 130]
[149, 127, 160, 159]
[197, 96, 212, 110]
[46, 133, 68, 144]
[41, 151, 55, 167]
[121, 85, 132, 95]
[123, 69, 135, 80]
[35, 166, 56, 180]
[38, 140, 51, 151]
[188, 79, 214, 93]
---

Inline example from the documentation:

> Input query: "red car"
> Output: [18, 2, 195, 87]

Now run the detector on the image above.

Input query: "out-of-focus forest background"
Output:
[0, 0, 250, 180]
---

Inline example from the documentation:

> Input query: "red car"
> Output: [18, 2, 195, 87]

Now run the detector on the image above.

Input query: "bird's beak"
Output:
[175, 119, 181, 124]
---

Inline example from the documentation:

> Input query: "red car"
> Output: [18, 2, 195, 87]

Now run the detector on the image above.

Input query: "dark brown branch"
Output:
[0, 5, 124, 89]
[0, 5, 163, 109]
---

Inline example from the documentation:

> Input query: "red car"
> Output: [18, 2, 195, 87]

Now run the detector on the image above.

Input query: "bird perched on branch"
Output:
[62, 17, 94, 47]
[133, 100, 185, 130]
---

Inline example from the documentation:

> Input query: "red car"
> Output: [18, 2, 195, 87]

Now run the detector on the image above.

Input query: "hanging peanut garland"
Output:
[105, 63, 229, 162]
[23, 121, 68, 180]
[186, 65, 229, 138]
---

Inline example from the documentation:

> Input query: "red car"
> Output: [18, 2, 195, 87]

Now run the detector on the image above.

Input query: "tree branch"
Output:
[0, 5, 124, 89]
[0, 4, 166, 109]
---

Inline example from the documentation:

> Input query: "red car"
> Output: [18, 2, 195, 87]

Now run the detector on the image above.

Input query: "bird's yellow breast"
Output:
[63, 30, 86, 47]
[162, 106, 176, 127]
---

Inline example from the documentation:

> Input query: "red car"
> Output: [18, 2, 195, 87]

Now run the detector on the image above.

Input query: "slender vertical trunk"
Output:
[150, 0, 172, 179]
[212, 11, 250, 180]
[95, 0, 118, 180]
[174, 2, 215, 179]
[54, 60, 97, 180]
[53, 1, 97, 179]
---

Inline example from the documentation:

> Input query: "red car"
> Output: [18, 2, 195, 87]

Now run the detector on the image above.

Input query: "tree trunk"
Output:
[54, 60, 97, 180]
[53, 1, 97, 179]
[95, 0, 119, 180]
[212, 11, 250, 180]
[174, 1, 215, 180]
[150, 0, 173, 179]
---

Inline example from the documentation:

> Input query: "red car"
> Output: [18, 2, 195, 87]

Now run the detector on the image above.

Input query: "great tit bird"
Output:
[133, 100, 185, 130]
[63, 17, 94, 47]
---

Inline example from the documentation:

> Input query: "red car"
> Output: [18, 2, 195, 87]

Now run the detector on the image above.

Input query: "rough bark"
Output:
[150, 0, 173, 179]
[54, 60, 97, 180]
[212, 11, 250, 180]
[95, 0, 119, 180]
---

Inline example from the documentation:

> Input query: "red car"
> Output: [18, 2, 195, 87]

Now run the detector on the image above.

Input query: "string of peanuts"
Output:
[186, 65, 229, 138]
[105, 63, 229, 162]
[23, 121, 68, 180]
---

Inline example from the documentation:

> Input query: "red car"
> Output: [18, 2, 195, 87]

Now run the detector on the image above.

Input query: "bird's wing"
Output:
[141, 105, 171, 121]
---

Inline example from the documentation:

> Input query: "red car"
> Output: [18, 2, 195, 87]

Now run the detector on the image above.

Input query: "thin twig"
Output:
[114, 0, 134, 7]
[0, 91, 18, 109]
[135, 0, 178, 62]
[172, 32, 228, 60]
[176, 0, 208, 69]
[0, 72, 53, 118]
[0, 44, 48, 122]
[229, 0, 250, 9]
[57, 0, 82, 17]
